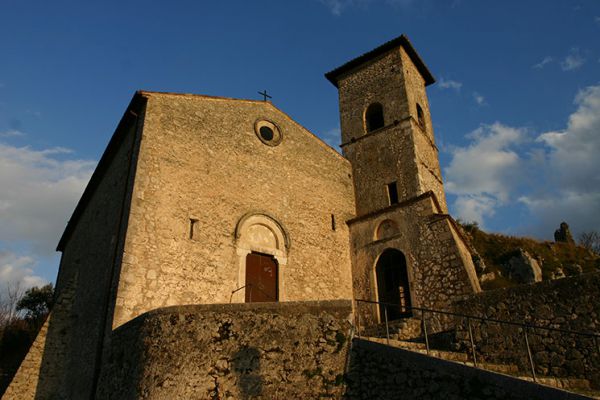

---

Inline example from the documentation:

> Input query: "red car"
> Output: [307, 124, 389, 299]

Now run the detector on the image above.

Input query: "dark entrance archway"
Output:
[245, 252, 278, 302]
[375, 248, 412, 320]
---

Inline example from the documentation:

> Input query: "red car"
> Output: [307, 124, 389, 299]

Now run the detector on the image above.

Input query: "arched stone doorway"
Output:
[375, 248, 412, 320]
[234, 213, 289, 303]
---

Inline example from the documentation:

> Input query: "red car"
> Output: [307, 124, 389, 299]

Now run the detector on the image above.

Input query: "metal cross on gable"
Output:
[258, 90, 272, 102]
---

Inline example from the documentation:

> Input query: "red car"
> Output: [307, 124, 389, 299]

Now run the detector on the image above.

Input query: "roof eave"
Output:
[324, 34, 436, 88]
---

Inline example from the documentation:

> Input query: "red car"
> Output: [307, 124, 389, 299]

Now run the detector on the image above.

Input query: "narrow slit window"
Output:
[331, 214, 336, 231]
[416, 103, 425, 129]
[189, 218, 198, 239]
[387, 182, 399, 205]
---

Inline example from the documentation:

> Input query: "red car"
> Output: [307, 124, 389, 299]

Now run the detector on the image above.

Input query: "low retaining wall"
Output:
[453, 272, 600, 386]
[345, 339, 589, 400]
[95, 300, 353, 399]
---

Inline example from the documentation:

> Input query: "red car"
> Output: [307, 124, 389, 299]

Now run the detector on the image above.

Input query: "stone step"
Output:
[364, 336, 600, 399]
[364, 337, 468, 362]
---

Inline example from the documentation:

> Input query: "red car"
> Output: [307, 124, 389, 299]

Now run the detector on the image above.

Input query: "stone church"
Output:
[4, 34, 480, 399]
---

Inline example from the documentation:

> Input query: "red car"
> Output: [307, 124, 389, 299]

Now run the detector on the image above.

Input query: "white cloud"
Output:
[532, 56, 553, 69]
[473, 92, 486, 105]
[0, 250, 47, 296]
[445, 123, 526, 226]
[521, 85, 600, 234]
[0, 142, 95, 256]
[561, 48, 585, 71]
[445, 84, 600, 236]
[0, 130, 25, 138]
[438, 78, 462, 91]
[319, 0, 413, 15]
[319, 0, 354, 15]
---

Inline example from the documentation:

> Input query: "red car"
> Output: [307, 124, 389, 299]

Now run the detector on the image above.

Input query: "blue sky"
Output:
[1, 0, 599, 289]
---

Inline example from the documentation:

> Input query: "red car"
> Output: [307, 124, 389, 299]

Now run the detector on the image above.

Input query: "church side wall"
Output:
[37, 115, 140, 399]
[113, 94, 356, 327]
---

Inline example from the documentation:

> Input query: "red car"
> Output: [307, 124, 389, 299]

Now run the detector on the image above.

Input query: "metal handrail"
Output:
[229, 284, 276, 303]
[354, 298, 600, 382]
[355, 298, 600, 338]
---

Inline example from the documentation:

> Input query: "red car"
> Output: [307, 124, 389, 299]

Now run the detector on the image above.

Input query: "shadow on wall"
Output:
[232, 347, 263, 399]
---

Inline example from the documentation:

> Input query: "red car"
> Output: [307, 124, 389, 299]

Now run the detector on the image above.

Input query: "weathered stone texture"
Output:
[454, 272, 600, 387]
[27, 109, 142, 399]
[96, 301, 352, 399]
[346, 339, 589, 400]
[113, 93, 356, 327]
[3, 273, 77, 400]
[502, 248, 543, 283]
[350, 194, 480, 326]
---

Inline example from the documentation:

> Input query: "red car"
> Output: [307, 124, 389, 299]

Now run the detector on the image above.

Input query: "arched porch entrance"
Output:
[375, 248, 412, 320]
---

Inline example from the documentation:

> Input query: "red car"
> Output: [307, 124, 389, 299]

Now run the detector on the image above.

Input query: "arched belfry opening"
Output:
[365, 103, 384, 132]
[375, 248, 412, 320]
[234, 213, 289, 303]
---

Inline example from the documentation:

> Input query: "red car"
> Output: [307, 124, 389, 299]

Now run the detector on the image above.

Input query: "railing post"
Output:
[356, 303, 361, 339]
[524, 327, 536, 382]
[467, 317, 477, 368]
[421, 310, 430, 355]
[384, 306, 390, 346]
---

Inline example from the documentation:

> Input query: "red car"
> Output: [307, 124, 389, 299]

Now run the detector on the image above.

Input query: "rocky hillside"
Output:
[458, 222, 600, 290]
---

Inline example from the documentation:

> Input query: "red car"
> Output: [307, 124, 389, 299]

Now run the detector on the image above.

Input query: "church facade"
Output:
[4, 35, 480, 399]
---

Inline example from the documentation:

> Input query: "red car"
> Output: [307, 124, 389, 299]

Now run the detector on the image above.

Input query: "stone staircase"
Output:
[363, 335, 600, 399]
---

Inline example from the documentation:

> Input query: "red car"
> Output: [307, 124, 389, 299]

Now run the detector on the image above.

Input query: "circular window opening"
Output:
[254, 120, 282, 146]
[259, 126, 274, 141]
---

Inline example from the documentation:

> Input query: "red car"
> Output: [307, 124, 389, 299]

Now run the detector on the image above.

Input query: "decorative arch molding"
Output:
[233, 212, 290, 302]
[374, 219, 399, 241]
[235, 212, 290, 253]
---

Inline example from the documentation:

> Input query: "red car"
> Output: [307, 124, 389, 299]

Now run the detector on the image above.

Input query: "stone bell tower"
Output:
[326, 35, 480, 324]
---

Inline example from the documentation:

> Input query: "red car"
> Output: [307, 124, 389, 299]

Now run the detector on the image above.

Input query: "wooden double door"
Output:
[245, 252, 278, 302]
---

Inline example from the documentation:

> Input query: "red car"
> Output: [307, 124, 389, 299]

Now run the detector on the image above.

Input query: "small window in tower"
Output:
[189, 218, 199, 240]
[416, 103, 425, 129]
[387, 182, 399, 205]
[365, 103, 384, 133]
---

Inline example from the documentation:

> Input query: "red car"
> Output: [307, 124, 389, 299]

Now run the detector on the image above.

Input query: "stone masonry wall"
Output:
[96, 301, 352, 399]
[350, 195, 479, 327]
[2, 274, 77, 400]
[16, 106, 143, 400]
[453, 272, 600, 387]
[399, 46, 447, 213]
[113, 93, 356, 328]
[346, 339, 589, 400]
[337, 49, 408, 145]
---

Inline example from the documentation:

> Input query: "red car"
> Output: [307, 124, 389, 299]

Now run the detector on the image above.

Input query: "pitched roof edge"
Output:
[264, 102, 349, 164]
[141, 91, 348, 163]
[56, 92, 146, 252]
[138, 90, 266, 104]
[324, 34, 435, 88]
